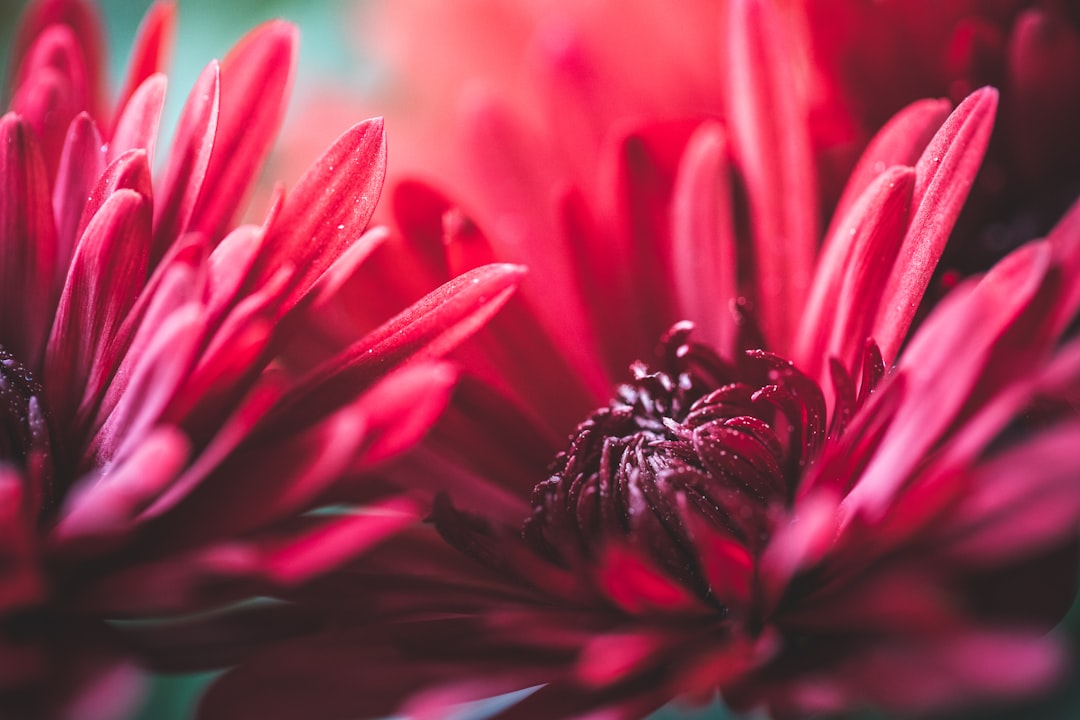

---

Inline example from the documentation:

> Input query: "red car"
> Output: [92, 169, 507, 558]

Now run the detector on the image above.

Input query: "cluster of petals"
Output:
[0, 0, 523, 717]
[198, 1, 1080, 719]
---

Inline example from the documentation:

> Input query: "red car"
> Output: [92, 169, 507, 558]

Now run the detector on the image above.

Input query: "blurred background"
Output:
[2, 1, 1079, 718]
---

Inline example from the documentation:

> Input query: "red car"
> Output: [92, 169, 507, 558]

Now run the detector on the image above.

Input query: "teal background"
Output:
[2, 1, 1079, 718]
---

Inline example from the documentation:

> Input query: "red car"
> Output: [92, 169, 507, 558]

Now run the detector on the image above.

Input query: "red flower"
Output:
[0, 1, 522, 717]
[200, 1, 1080, 719]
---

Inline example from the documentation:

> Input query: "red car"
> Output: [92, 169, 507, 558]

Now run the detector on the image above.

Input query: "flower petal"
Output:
[722, 0, 817, 351]
[873, 87, 998, 363]
[0, 112, 57, 366]
[253, 117, 385, 311]
[189, 20, 297, 242]
[151, 60, 220, 264]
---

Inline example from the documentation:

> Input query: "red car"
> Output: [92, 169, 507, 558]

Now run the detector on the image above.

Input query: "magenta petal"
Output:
[113, 0, 175, 130]
[796, 165, 915, 380]
[45, 188, 152, 434]
[0, 112, 58, 366]
[151, 60, 220, 265]
[830, 98, 950, 228]
[139, 380, 286, 522]
[262, 495, 422, 586]
[147, 400, 365, 546]
[670, 122, 737, 355]
[78, 148, 154, 242]
[10, 24, 89, 176]
[109, 73, 166, 166]
[846, 240, 1052, 519]
[190, 21, 297, 242]
[91, 302, 204, 465]
[350, 361, 459, 467]
[52, 112, 106, 283]
[254, 117, 386, 310]
[10, 0, 106, 123]
[723, 0, 818, 351]
[839, 631, 1064, 712]
[51, 426, 189, 549]
[278, 263, 525, 424]
[596, 545, 703, 615]
[939, 419, 1080, 563]
[873, 87, 998, 363]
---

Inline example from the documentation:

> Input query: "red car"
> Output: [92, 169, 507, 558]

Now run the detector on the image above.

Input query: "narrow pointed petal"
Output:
[796, 166, 915, 379]
[873, 88, 998, 363]
[78, 149, 153, 244]
[91, 303, 204, 465]
[0, 113, 58, 365]
[253, 117, 385, 310]
[830, 98, 950, 229]
[113, 0, 175, 128]
[10, 25, 90, 175]
[10, 0, 106, 123]
[109, 73, 166, 166]
[45, 189, 152, 433]
[670, 122, 738, 355]
[278, 263, 525, 424]
[189, 21, 297, 242]
[723, 0, 817, 351]
[262, 495, 422, 586]
[152, 60, 220, 265]
[52, 112, 106, 282]
[51, 427, 189, 548]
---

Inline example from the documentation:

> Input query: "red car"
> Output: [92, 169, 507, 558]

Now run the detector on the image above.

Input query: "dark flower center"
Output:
[522, 323, 831, 598]
[0, 346, 54, 513]
[0, 347, 45, 465]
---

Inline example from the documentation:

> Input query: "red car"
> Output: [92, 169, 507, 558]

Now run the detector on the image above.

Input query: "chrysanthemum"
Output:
[200, 1, 1080, 719]
[0, 1, 522, 717]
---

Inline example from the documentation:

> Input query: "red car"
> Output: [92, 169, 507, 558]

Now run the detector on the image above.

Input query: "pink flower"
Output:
[200, 1, 1080, 719]
[0, 1, 522, 717]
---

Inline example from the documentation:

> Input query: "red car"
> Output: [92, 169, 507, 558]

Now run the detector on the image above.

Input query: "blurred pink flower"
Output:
[200, 1, 1080, 718]
[0, 1, 522, 717]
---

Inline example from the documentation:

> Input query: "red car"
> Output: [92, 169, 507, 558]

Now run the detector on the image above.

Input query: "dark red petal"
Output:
[51, 112, 106, 283]
[10, 24, 90, 176]
[0, 112, 58, 366]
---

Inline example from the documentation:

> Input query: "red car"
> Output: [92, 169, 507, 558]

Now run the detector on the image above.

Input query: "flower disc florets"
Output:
[524, 322, 832, 604]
